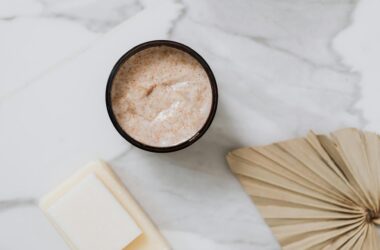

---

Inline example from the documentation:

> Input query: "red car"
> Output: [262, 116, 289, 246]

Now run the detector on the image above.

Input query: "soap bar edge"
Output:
[39, 160, 171, 250]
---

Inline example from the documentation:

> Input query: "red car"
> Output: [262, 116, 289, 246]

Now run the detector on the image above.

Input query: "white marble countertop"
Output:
[1, 0, 379, 249]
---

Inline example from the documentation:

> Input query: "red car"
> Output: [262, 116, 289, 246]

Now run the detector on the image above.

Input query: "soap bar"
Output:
[46, 174, 142, 250]
[40, 161, 170, 250]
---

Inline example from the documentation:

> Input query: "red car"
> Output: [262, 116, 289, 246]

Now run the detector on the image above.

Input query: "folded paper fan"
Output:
[226, 128, 380, 249]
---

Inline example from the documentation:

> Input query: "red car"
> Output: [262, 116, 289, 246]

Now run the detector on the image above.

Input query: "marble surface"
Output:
[0, 0, 379, 249]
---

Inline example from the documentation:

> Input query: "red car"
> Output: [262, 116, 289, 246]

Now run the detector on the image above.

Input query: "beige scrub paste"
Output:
[111, 46, 212, 147]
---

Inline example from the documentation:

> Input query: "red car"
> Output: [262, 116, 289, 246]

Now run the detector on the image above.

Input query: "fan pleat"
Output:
[238, 175, 361, 213]
[282, 219, 363, 250]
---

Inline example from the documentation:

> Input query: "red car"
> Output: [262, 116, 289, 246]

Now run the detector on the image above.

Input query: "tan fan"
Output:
[226, 128, 380, 249]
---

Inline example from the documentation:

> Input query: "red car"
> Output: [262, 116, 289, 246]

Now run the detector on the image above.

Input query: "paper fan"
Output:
[226, 128, 380, 249]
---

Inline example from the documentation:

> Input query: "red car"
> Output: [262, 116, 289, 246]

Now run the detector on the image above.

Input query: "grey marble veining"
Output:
[0, 0, 378, 249]
[0, 199, 36, 212]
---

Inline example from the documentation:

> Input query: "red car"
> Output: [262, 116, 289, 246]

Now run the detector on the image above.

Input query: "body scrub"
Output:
[106, 41, 218, 152]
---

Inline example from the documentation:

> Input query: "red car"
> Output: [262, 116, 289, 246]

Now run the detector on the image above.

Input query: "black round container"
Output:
[106, 40, 218, 153]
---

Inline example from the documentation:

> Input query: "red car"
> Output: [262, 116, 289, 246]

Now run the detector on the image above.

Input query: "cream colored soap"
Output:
[46, 174, 142, 250]
[40, 161, 170, 250]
